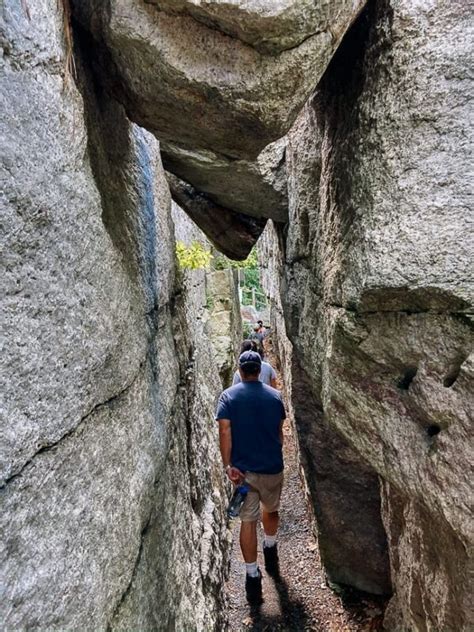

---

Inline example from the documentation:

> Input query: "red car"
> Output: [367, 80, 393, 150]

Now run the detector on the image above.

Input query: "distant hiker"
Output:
[216, 351, 286, 604]
[240, 339, 257, 354]
[257, 320, 270, 354]
[248, 324, 264, 355]
[232, 343, 277, 388]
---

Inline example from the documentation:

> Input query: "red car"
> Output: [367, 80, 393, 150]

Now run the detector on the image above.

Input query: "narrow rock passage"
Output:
[224, 352, 386, 632]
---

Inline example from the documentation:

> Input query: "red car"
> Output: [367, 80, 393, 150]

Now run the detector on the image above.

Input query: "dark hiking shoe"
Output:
[245, 569, 263, 604]
[263, 544, 280, 577]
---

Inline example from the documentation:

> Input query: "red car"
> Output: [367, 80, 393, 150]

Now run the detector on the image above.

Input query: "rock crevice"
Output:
[2, 1, 472, 630]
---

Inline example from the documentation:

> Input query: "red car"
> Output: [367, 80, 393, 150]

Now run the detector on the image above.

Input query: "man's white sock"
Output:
[264, 534, 277, 548]
[245, 561, 259, 577]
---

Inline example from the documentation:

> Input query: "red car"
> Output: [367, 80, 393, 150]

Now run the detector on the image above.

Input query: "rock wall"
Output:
[260, 221, 392, 597]
[1, 2, 230, 629]
[205, 269, 243, 388]
[172, 203, 243, 388]
[261, 2, 473, 630]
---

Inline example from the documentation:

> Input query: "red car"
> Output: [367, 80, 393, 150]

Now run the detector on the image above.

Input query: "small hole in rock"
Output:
[397, 367, 418, 390]
[427, 424, 441, 438]
[443, 365, 462, 388]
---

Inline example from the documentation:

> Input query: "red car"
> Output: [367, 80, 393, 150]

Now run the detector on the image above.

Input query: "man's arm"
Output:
[218, 419, 232, 468]
[217, 418, 242, 483]
[279, 394, 286, 445]
[270, 366, 277, 389]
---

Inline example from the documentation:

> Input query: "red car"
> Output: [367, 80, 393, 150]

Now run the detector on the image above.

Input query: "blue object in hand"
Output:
[227, 483, 249, 518]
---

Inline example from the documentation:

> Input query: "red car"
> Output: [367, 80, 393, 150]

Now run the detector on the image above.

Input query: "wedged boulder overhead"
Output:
[161, 138, 288, 221]
[73, 0, 366, 161]
[147, 0, 365, 54]
[166, 171, 267, 259]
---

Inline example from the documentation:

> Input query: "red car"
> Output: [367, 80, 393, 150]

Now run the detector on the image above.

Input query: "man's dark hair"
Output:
[240, 340, 257, 354]
[258, 320, 263, 326]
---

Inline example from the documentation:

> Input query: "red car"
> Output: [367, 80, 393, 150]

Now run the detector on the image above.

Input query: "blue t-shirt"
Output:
[215, 382, 286, 475]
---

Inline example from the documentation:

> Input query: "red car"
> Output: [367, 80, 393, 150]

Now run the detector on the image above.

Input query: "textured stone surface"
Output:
[161, 137, 288, 221]
[205, 269, 243, 387]
[260, 220, 392, 596]
[324, 307, 473, 630]
[261, 1, 473, 629]
[316, 4, 474, 627]
[1, 1, 146, 488]
[147, 0, 365, 54]
[1, 2, 229, 628]
[3, 0, 473, 630]
[167, 171, 266, 259]
[172, 202, 243, 387]
[313, 1, 473, 314]
[74, 0, 366, 161]
[72, 0, 364, 253]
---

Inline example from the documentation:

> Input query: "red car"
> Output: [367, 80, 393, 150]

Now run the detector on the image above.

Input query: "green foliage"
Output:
[212, 247, 267, 309]
[242, 321, 254, 338]
[213, 248, 261, 292]
[213, 248, 258, 271]
[176, 241, 213, 270]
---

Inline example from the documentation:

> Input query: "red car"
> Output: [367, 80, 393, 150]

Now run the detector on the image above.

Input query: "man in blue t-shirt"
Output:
[215, 350, 286, 604]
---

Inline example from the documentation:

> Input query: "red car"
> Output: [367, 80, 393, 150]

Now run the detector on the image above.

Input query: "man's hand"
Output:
[218, 419, 244, 484]
[226, 466, 244, 485]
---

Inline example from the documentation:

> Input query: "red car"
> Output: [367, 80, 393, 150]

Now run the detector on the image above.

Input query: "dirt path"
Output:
[224, 354, 386, 632]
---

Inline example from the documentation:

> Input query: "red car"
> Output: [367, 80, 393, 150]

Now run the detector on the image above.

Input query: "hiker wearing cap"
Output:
[248, 323, 265, 356]
[232, 341, 277, 388]
[215, 350, 286, 604]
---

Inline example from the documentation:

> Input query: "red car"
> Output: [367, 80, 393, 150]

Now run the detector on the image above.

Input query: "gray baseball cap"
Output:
[239, 350, 262, 368]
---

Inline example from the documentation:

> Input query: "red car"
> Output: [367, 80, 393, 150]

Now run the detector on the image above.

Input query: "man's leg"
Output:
[262, 510, 279, 537]
[240, 520, 263, 603]
[240, 520, 258, 565]
[239, 486, 263, 604]
[262, 510, 280, 576]
[260, 473, 284, 576]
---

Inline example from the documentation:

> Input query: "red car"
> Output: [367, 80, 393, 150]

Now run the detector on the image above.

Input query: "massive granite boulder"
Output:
[261, 1, 473, 630]
[147, 0, 364, 54]
[72, 0, 366, 240]
[166, 172, 266, 259]
[73, 0, 366, 160]
[161, 138, 288, 221]
[1, 2, 230, 628]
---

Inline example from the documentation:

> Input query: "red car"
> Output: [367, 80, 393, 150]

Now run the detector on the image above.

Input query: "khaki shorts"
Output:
[240, 471, 284, 522]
